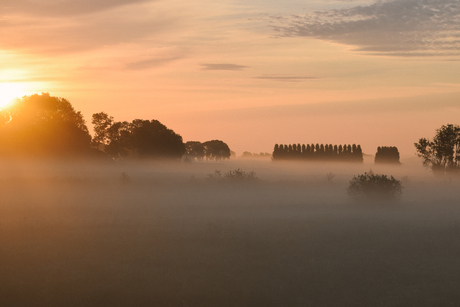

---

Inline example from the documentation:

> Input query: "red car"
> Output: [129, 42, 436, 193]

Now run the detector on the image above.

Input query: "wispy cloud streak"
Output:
[200, 64, 249, 71]
[254, 74, 318, 82]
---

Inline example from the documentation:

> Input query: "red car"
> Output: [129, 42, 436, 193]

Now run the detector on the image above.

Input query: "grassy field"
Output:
[1, 159, 460, 306]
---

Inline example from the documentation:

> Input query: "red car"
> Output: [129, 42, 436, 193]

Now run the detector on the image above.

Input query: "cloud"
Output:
[270, 0, 460, 57]
[200, 63, 249, 71]
[126, 55, 184, 70]
[1, 0, 154, 17]
[254, 74, 319, 82]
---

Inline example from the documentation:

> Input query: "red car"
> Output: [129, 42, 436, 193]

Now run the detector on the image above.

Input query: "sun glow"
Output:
[0, 82, 26, 109]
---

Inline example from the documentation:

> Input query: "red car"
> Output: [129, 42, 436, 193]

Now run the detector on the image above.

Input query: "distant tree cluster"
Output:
[0, 93, 237, 162]
[184, 140, 231, 161]
[273, 143, 363, 162]
[241, 151, 272, 159]
[374, 146, 400, 164]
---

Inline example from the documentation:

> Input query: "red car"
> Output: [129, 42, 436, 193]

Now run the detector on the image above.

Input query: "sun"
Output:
[0, 82, 26, 109]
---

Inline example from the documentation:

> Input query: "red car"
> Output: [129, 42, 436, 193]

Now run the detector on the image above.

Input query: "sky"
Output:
[1, 0, 460, 157]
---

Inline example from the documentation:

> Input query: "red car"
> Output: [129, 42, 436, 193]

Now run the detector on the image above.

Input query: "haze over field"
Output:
[1, 158, 460, 306]
[1, 0, 460, 155]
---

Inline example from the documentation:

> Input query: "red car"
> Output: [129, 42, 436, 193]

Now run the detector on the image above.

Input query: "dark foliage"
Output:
[223, 168, 257, 181]
[374, 146, 400, 164]
[183, 140, 232, 161]
[130, 119, 185, 159]
[202, 140, 231, 161]
[92, 112, 185, 160]
[207, 169, 257, 182]
[241, 151, 271, 158]
[184, 141, 206, 161]
[0, 93, 93, 158]
[273, 143, 363, 162]
[347, 172, 403, 203]
[414, 124, 460, 175]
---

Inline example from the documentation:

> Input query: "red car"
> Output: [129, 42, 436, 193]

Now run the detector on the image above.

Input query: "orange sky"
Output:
[1, 0, 460, 157]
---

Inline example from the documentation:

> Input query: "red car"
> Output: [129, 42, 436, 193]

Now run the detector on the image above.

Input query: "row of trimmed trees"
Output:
[273, 144, 363, 162]
[0, 93, 231, 161]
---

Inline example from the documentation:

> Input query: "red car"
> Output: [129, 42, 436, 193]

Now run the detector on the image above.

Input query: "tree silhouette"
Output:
[415, 124, 460, 174]
[92, 112, 113, 147]
[374, 146, 400, 164]
[92, 114, 185, 160]
[202, 140, 231, 161]
[185, 141, 206, 161]
[92, 112, 131, 160]
[129, 119, 185, 159]
[273, 144, 280, 160]
[0, 93, 92, 157]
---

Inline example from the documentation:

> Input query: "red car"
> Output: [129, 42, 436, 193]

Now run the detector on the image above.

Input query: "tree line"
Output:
[2, 94, 459, 174]
[0, 93, 231, 161]
[273, 143, 363, 162]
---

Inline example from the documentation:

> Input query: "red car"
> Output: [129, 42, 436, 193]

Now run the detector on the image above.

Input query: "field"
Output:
[1, 158, 460, 306]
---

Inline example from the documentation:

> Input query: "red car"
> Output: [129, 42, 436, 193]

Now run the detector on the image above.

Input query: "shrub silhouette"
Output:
[207, 169, 257, 182]
[206, 170, 222, 180]
[347, 172, 402, 203]
[223, 169, 257, 181]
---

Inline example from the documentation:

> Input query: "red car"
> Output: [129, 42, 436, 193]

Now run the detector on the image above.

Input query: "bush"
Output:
[206, 169, 257, 182]
[347, 172, 402, 203]
[223, 169, 257, 181]
[206, 170, 222, 180]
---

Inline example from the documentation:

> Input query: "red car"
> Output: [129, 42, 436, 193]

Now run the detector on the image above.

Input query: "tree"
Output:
[184, 141, 205, 161]
[202, 140, 231, 161]
[0, 93, 92, 157]
[129, 119, 185, 159]
[375, 146, 400, 164]
[91, 112, 114, 147]
[414, 124, 460, 174]
[91, 114, 185, 160]
[92, 112, 131, 160]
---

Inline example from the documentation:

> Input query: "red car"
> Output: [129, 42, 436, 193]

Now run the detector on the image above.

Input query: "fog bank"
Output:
[1, 158, 459, 306]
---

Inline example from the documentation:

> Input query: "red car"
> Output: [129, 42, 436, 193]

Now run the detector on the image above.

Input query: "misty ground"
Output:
[1, 158, 460, 306]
